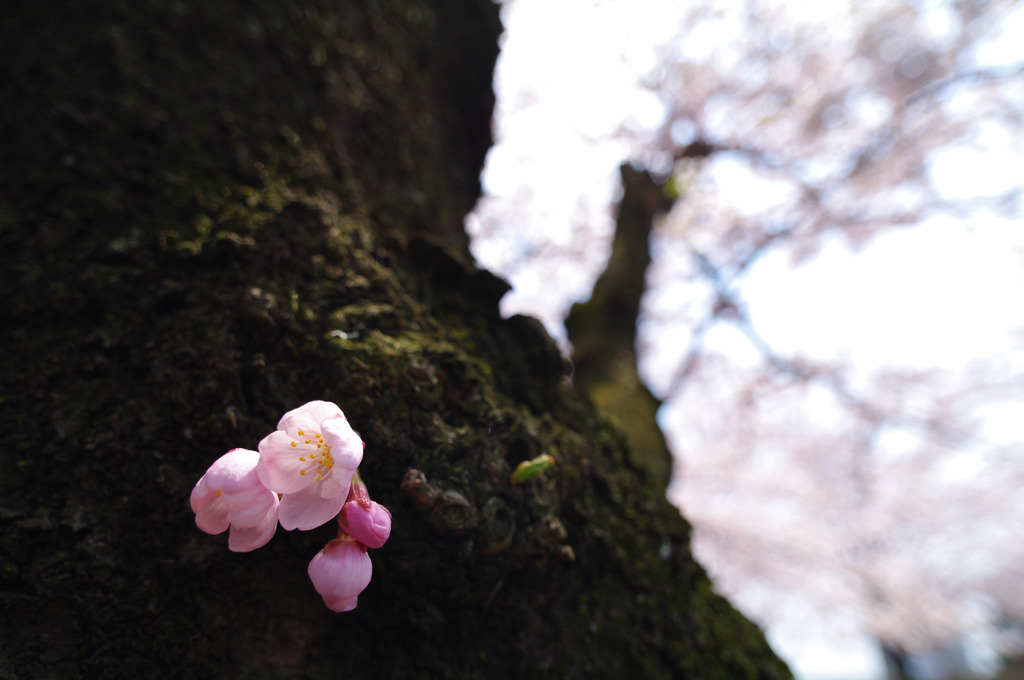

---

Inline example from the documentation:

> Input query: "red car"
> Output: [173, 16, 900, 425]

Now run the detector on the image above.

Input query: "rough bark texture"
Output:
[0, 2, 792, 679]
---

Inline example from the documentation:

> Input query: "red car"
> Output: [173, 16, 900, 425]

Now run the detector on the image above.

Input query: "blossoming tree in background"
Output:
[469, 0, 1024, 674]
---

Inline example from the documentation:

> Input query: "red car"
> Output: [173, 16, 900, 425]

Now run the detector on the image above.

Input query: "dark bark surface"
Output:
[0, 2, 792, 678]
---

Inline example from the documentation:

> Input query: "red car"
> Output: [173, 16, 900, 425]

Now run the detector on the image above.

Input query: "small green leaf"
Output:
[511, 454, 555, 485]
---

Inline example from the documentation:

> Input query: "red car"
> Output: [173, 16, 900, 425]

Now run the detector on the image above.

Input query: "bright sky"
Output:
[469, 0, 1024, 676]
[739, 217, 1024, 370]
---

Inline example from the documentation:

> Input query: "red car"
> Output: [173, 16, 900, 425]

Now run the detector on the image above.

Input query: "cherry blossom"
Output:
[307, 535, 373, 613]
[190, 448, 279, 552]
[257, 400, 364, 531]
[190, 401, 390, 613]
[339, 477, 392, 549]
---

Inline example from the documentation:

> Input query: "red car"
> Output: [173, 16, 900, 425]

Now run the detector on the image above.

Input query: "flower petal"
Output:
[226, 486, 278, 528]
[203, 448, 263, 494]
[277, 400, 342, 435]
[318, 466, 355, 501]
[193, 496, 230, 535]
[278, 483, 347, 531]
[321, 417, 363, 470]
[228, 507, 278, 552]
[257, 430, 316, 494]
[190, 475, 217, 515]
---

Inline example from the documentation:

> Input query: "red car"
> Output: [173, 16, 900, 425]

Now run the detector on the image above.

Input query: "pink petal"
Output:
[325, 467, 356, 500]
[191, 478, 230, 533]
[193, 497, 230, 535]
[189, 475, 218, 516]
[321, 417, 363, 470]
[278, 482, 348, 531]
[319, 476, 345, 499]
[257, 430, 317, 494]
[221, 483, 268, 515]
[228, 507, 278, 552]
[226, 486, 278, 528]
[204, 449, 263, 494]
[277, 400, 342, 435]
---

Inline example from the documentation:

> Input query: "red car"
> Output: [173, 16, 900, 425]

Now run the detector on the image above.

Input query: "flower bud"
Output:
[307, 536, 373, 613]
[340, 498, 392, 549]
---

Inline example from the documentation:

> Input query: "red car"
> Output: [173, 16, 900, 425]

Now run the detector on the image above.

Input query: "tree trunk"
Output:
[882, 644, 912, 680]
[0, 2, 791, 678]
[567, 165, 676, 487]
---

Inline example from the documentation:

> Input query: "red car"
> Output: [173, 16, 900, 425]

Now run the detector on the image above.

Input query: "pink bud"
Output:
[340, 497, 392, 549]
[307, 536, 373, 612]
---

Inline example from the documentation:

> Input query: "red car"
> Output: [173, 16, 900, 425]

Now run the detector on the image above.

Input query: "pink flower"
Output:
[339, 478, 392, 549]
[307, 536, 373, 612]
[257, 400, 364, 531]
[190, 448, 279, 552]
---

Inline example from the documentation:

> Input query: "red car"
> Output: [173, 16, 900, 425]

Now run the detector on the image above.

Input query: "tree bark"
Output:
[0, 2, 792, 678]
[567, 165, 676, 487]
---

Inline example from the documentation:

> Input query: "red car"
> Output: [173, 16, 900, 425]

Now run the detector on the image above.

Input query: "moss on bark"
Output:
[0, 1, 791, 678]
[567, 166, 677, 487]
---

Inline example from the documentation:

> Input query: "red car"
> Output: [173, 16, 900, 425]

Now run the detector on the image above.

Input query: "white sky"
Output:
[739, 216, 1024, 372]
[469, 0, 1024, 676]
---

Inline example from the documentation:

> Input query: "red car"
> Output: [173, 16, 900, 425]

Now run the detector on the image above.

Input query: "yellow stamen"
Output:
[290, 441, 297, 448]
[216, 490, 222, 497]
[300, 470, 306, 476]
